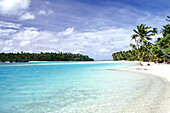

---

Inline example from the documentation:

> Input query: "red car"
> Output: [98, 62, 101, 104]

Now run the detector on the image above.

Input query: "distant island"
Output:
[0, 52, 94, 63]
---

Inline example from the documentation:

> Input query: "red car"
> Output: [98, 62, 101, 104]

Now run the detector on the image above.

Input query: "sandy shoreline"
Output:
[121, 62, 170, 82]
[119, 62, 170, 113]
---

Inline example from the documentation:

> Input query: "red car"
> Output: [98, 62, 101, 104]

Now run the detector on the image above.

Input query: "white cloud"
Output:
[39, 10, 46, 15]
[0, 22, 133, 60]
[73, 50, 84, 54]
[0, 39, 3, 45]
[49, 39, 59, 42]
[0, 29, 17, 37]
[23, 27, 38, 31]
[38, 10, 53, 15]
[20, 40, 30, 46]
[0, 29, 17, 33]
[12, 29, 40, 40]
[0, 21, 21, 28]
[99, 48, 110, 53]
[5, 40, 13, 46]
[49, 27, 132, 59]
[0, 0, 31, 15]
[58, 27, 74, 36]
[2, 47, 11, 51]
[20, 12, 35, 20]
[136, 14, 167, 29]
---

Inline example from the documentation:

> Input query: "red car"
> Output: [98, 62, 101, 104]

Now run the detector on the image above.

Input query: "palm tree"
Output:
[130, 43, 138, 56]
[142, 41, 155, 56]
[166, 16, 170, 22]
[162, 24, 170, 36]
[131, 24, 170, 58]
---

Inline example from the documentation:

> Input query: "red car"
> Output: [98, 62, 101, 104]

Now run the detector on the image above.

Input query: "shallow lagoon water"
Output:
[0, 61, 169, 113]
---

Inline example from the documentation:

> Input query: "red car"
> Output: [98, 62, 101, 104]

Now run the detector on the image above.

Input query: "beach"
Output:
[119, 62, 170, 113]
[122, 62, 170, 82]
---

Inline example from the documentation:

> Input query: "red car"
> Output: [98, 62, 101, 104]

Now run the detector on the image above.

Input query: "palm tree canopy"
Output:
[131, 24, 158, 46]
[132, 24, 170, 58]
[162, 24, 170, 36]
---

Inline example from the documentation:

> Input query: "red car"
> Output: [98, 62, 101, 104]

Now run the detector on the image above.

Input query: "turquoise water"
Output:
[0, 62, 169, 113]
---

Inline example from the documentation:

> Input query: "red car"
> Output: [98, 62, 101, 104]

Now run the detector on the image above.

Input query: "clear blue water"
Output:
[0, 62, 169, 113]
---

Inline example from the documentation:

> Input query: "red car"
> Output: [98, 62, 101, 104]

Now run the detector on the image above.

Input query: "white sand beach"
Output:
[120, 62, 170, 113]
[124, 62, 170, 82]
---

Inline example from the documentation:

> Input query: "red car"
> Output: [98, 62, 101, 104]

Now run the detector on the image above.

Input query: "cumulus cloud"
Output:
[0, 0, 31, 15]
[68, 27, 133, 59]
[0, 23, 133, 60]
[20, 12, 35, 20]
[0, 29, 17, 37]
[12, 28, 40, 41]
[0, 21, 19, 38]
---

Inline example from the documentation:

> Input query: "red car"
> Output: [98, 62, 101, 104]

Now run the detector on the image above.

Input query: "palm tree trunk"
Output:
[142, 45, 154, 56]
[148, 42, 170, 58]
[133, 49, 138, 57]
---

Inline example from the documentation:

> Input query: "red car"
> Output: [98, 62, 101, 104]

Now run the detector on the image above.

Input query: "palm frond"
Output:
[133, 29, 138, 34]
[146, 37, 152, 41]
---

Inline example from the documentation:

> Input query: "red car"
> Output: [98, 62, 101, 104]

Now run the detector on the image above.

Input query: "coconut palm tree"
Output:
[130, 43, 138, 56]
[131, 24, 170, 58]
[142, 41, 155, 56]
[162, 24, 170, 36]
[166, 16, 170, 22]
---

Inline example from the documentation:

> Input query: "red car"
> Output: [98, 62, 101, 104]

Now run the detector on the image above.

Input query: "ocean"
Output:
[0, 61, 169, 113]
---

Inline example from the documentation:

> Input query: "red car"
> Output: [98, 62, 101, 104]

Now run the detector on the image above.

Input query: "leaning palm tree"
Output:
[131, 24, 170, 58]
[142, 41, 155, 56]
[130, 43, 138, 56]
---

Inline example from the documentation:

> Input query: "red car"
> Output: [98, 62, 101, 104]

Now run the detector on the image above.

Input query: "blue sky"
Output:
[0, 0, 169, 60]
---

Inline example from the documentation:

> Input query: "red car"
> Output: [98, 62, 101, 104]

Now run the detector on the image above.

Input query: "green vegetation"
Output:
[0, 52, 94, 62]
[112, 18, 170, 63]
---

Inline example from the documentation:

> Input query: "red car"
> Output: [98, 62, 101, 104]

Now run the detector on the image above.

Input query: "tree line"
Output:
[112, 16, 170, 63]
[0, 52, 94, 62]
